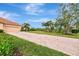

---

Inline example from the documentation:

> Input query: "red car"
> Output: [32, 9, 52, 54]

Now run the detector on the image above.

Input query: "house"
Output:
[0, 17, 21, 32]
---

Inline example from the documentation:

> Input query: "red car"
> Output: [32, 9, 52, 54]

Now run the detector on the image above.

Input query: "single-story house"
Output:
[0, 17, 21, 32]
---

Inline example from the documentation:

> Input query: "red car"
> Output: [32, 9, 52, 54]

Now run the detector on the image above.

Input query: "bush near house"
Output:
[0, 29, 4, 33]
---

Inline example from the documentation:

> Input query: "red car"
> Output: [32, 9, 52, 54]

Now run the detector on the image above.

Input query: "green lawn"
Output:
[0, 33, 68, 56]
[29, 31, 79, 39]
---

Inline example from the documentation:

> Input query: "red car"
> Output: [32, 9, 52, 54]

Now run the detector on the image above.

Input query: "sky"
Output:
[0, 3, 59, 28]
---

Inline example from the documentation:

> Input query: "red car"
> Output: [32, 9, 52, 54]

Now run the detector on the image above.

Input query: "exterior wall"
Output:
[4, 25, 21, 32]
[0, 23, 4, 30]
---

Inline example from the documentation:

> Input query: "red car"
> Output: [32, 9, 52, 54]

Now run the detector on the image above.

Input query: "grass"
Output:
[0, 33, 68, 56]
[29, 31, 79, 39]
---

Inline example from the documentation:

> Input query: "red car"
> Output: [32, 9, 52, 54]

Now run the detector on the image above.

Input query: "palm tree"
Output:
[21, 22, 30, 31]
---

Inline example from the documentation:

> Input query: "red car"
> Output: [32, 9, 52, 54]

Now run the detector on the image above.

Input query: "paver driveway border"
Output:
[7, 32, 79, 56]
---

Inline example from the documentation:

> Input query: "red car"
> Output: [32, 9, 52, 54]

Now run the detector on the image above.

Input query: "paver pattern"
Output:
[7, 32, 79, 56]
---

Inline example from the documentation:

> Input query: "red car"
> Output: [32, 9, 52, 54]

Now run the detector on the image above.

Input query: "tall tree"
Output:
[21, 22, 30, 31]
[42, 20, 54, 32]
[72, 4, 79, 29]
[55, 18, 64, 32]
[56, 3, 79, 34]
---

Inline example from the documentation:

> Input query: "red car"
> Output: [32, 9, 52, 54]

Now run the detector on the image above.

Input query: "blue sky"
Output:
[0, 3, 59, 28]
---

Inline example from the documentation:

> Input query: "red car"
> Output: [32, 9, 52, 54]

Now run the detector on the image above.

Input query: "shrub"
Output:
[0, 39, 14, 56]
[29, 28, 36, 31]
[0, 29, 4, 33]
[30, 28, 45, 31]
[71, 29, 79, 33]
[36, 28, 45, 31]
[0, 33, 22, 56]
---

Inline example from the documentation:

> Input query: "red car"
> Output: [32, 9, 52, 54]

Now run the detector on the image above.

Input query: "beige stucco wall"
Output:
[0, 23, 4, 30]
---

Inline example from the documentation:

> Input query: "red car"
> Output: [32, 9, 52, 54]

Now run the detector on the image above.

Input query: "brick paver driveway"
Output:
[7, 32, 79, 56]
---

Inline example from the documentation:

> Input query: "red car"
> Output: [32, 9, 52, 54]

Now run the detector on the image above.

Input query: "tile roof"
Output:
[0, 17, 20, 26]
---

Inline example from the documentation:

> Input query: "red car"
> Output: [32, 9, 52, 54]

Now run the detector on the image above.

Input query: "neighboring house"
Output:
[0, 17, 21, 32]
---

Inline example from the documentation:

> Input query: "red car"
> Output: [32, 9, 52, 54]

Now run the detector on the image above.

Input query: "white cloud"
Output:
[25, 3, 44, 15]
[25, 3, 59, 16]
[0, 11, 20, 22]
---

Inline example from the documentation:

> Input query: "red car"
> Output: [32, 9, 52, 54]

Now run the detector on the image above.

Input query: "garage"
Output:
[0, 17, 21, 32]
[4, 25, 21, 32]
